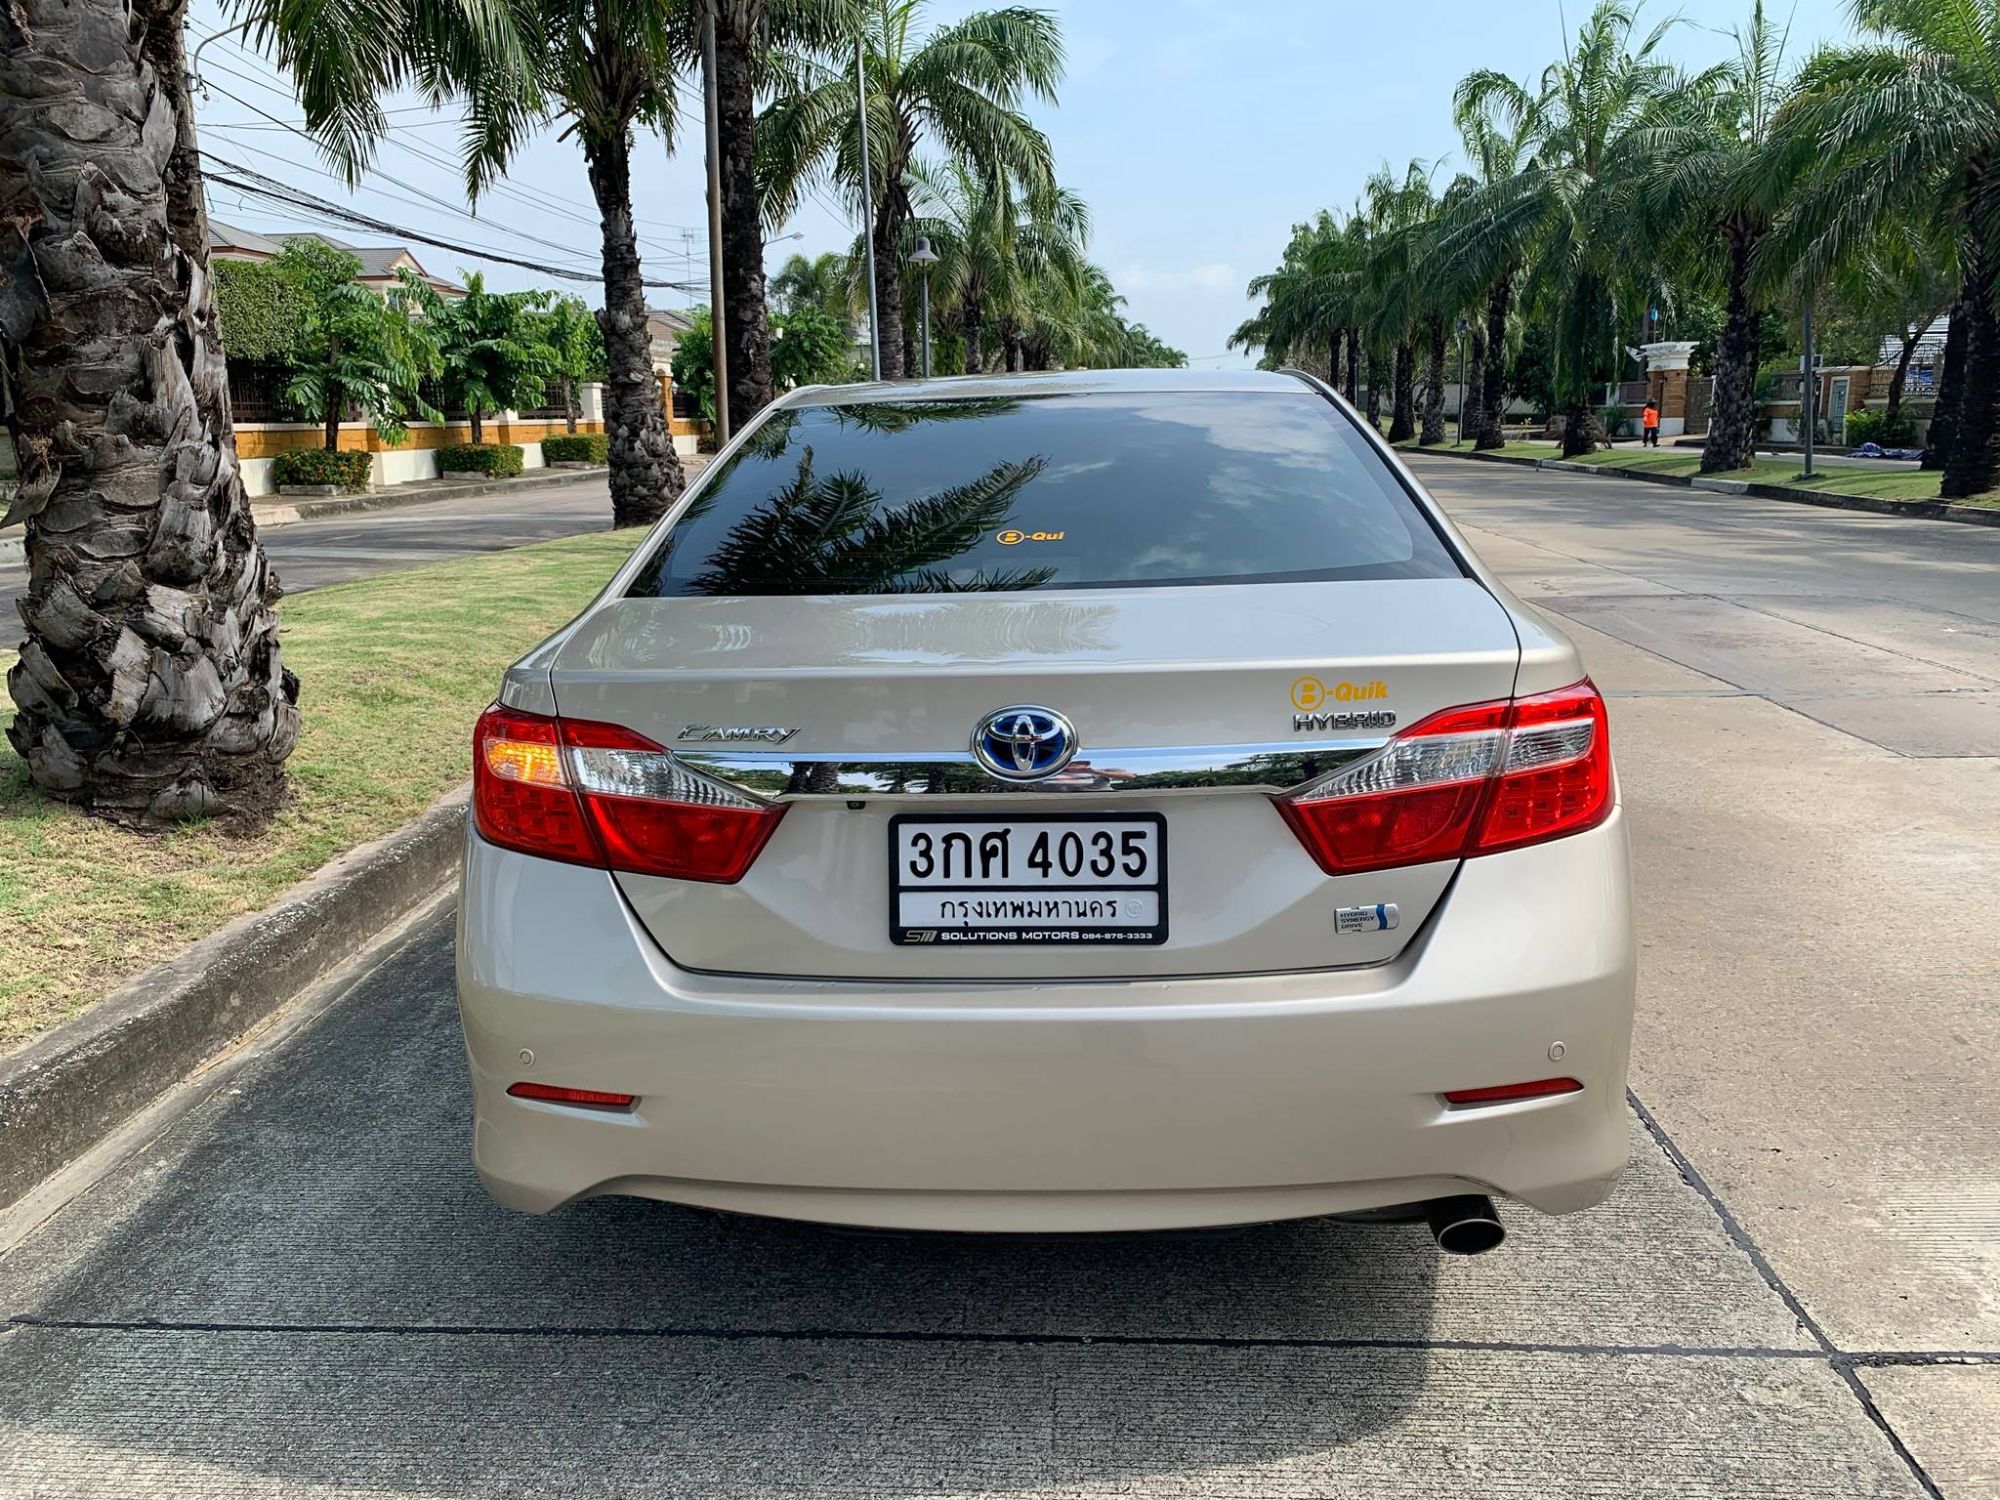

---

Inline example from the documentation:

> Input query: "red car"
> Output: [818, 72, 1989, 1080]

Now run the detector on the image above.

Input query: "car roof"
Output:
[781, 367, 1313, 408]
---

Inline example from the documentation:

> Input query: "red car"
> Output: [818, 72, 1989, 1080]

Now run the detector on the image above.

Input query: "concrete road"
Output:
[0, 475, 621, 625]
[2, 457, 1994, 1498]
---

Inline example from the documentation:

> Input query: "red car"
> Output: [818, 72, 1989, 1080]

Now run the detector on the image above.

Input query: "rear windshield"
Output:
[627, 391, 1462, 597]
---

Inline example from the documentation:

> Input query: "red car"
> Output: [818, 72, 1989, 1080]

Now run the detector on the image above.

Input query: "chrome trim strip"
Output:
[673, 740, 1388, 799]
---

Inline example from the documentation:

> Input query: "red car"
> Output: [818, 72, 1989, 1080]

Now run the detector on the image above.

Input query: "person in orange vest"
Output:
[1641, 398, 1661, 447]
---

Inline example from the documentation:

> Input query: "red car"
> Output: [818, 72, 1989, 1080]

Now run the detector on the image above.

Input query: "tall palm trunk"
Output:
[1387, 340, 1416, 443]
[1344, 329, 1360, 404]
[1420, 317, 1448, 445]
[1940, 242, 2000, 500]
[1700, 229, 1761, 473]
[1327, 331, 1341, 389]
[871, 204, 906, 380]
[1002, 320, 1023, 372]
[714, 0, 773, 427]
[582, 128, 683, 527]
[1363, 350, 1382, 429]
[1474, 277, 1510, 450]
[2, 0, 298, 824]
[1921, 294, 1967, 471]
[962, 291, 984, 374]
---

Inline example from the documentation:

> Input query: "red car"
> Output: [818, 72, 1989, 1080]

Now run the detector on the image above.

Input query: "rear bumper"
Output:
[455, 811, 1635, 1231]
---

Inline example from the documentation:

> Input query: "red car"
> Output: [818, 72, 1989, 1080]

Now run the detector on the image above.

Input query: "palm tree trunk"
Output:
[1327, 332, 1341, 389]
[582, 128, 684, 526]
[1363, 350, 1383, 428]
[1344, 329, 1360, 404]
[1560, 398, 1605, 458]
[1475, 278, 1510, 450]
[1921, 293, 1967, 471]
[962, 292, 984, 374]
[1420, 318, 1447, 445]
[714, 0, 773, 427]
[1002, 321, 1023, 372]
[872, 202, 906, 380]
[1700, 230, 1761, 474]
[1464, 329, 1487, 442]
[2, 0, 298, 825]
[1941, 247, 2000, 500]
[1387, 340, 1416, 442]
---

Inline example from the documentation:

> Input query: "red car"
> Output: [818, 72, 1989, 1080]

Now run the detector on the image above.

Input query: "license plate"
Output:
[889, 813, 1167, 946]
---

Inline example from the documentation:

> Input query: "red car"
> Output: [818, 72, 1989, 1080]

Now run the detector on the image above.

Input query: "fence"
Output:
[227, 360, 293, 424]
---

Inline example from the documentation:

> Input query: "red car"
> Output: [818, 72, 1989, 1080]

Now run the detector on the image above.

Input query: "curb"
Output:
[0, 468, 611, 561]
[1406, 446, 1995, 527]
[0, 789, 467, 1214]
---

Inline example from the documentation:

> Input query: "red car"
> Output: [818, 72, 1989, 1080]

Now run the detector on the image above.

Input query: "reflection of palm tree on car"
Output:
[691, 448, 1056, 595]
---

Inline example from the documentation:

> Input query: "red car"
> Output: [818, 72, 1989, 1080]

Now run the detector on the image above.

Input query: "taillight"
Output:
[473, 704, 785, 883]
[1275, 680, 1611, 876]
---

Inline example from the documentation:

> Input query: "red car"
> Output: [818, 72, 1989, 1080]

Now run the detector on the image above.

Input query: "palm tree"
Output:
[243, 0, 687, 527]
[770, 249, 861, 335]
[405, 274, 562, 445]
[1440, 2, 1682, 455]
[1762, 0, 2000, 496]
[1358, 161, 1437, 442]
[759, 1, 1063, 379]
[2, 0, 299, 824]
[1232, 211, 1366, 397]
[1619, 2, 1789, 472]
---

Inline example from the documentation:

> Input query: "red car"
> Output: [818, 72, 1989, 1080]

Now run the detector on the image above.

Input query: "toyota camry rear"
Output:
[456, 368, 1635, 1243]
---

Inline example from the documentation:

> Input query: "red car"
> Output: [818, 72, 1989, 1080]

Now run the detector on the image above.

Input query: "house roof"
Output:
[207, 220, 464, 294]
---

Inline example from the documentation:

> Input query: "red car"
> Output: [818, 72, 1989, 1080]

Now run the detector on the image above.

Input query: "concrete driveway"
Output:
[1, 455, 1994, 1498]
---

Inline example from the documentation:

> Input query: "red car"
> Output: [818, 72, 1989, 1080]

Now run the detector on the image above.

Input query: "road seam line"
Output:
[1628, 1088, 1947, 1500]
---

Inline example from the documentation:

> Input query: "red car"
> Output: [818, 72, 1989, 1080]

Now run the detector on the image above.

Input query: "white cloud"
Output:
[1111, 262, 1237, 296]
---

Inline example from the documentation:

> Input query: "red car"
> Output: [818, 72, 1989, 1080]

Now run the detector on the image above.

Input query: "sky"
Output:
[189, 0, 1862, 368]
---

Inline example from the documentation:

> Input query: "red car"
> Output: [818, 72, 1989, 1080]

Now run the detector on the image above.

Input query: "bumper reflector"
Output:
[506, 1081, 638, 1111]
[1442, 1077, 1584, 1107]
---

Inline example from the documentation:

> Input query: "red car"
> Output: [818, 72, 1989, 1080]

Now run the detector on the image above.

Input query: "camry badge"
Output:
[677, 724, 800, 745]
[971, 705, 1078, 780]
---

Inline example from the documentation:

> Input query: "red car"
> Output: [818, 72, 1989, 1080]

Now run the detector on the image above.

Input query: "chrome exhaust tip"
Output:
[1425, 1194, 1505, 1255]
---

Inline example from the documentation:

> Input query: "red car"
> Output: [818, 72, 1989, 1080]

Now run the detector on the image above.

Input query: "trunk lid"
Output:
[548, 577, 1520, 979]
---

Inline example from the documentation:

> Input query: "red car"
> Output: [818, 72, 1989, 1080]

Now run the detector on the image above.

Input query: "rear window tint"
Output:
[627, 391, 1462, 597]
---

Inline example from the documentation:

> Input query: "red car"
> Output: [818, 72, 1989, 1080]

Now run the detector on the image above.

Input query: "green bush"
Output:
[1845, 407, 1882, 446]
[540, 433, 609, 464]
[271, 448, 372, 491]
[436, 443, 524, 477]
[1599, 402, 1632, 437]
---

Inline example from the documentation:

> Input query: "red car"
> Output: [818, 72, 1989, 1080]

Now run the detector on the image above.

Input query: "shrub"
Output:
[272, 448, 372, 491]
[1844, 407, 1883, 446]
[541, 433, 609, 464]
[1599, 402, 1632, 437]
[437, 443, 524, 477]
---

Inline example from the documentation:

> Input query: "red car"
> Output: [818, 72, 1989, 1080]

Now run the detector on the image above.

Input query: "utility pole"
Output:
[701, 3, 730, 443]
[856, 32, 881, 381]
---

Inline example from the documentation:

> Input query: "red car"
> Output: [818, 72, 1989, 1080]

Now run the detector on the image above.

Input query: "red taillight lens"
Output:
[471, 704, 785, 883]
[1276, 680, 1612, 876]
[1443, 1077, 1584, 1107]
[506, 1081, 638, 1110]
[474, 704, 601, 865]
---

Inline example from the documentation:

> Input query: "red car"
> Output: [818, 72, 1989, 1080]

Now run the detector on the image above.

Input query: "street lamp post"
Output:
[855, 35, 882, 381]
[1455, 316, 1468, 447]
[909, 235, 940, 378]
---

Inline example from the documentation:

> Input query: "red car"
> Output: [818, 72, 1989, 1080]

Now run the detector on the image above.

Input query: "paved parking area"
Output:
[2, 456, 1993, 1497]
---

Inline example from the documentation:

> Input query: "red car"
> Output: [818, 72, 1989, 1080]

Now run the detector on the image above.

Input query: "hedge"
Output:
[437, 443, 524, 476]
[272, 448, 372, 491]
[540, 433, 609, 463]
[214, 258, 311, 361]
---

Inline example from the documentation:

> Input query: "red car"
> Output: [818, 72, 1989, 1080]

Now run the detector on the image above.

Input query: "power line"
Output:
[203, 37, 710, 236]
[200, 153, 707, 292]
[199, 80, 608, 272]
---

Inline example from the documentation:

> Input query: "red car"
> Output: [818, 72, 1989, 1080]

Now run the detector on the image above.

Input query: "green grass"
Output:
[1408, 438, 1952, 504]
[1403, 439, 1565, 461]
[0, 529, 639, 1052]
